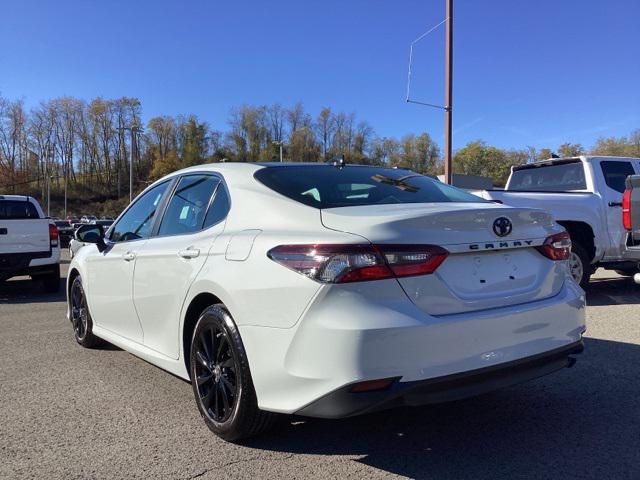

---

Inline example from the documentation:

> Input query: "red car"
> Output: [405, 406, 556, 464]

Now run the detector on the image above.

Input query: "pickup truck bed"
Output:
[476, 156, 640, 287]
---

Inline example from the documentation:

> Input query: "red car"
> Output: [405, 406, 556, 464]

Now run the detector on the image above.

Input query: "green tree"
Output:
[590, 136, 633, 156]
[180, 115, 209, 165]
[149, 148, 181, 179]
[454, 141, 525, 186]
[557, 143, 584, 157]
[537, 148, 554, 160]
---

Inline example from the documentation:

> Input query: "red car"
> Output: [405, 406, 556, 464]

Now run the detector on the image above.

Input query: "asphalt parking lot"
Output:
[1, 254, 640, 480]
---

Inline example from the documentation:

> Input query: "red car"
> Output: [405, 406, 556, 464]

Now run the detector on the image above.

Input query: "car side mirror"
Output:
[75, 224, 107, 252]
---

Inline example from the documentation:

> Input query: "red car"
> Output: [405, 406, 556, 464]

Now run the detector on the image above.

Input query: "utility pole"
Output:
[129, 128, 134, 203]
[443, 0, 453, 185]
[405, 0, 455, 184]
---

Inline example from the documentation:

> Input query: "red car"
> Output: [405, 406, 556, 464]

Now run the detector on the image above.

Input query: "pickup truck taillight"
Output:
[623, 188, 632, 231]
[268, 244, 449, 283]
[536, 231, 571, 261]
[49, 223, 59, 247]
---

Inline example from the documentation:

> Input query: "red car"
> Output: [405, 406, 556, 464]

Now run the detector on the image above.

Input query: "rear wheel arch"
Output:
[182, 292, 225, 375]
[556, 221, 596, 263]
[67, 268, 81, 299]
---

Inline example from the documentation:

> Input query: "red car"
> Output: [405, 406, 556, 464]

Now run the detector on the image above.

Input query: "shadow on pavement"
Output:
[245, 337, 640, 479]
[0, 276, 66, 304]
[585, 275, 640, 306]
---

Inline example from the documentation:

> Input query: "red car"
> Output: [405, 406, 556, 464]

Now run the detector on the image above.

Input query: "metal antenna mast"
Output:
[405, 0, 454, 184]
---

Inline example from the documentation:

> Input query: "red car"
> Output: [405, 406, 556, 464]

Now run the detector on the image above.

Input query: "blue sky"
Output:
[1, 0, 638, 151]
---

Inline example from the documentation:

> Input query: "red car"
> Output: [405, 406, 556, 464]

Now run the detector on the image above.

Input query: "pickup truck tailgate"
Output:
[626, 176, 640, 243]
[0, 219, 51, 254]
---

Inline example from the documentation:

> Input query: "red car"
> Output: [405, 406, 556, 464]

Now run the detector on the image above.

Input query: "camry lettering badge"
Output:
[493, 217, 512, 237]
[469, 240, 533, 251]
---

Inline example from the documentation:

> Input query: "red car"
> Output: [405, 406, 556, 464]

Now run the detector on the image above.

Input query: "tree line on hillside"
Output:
[0, 94, 638, 216]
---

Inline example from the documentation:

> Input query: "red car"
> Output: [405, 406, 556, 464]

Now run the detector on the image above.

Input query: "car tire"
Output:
[190, 304, 277, 442]
[69, 275, 100, 348]
[42, 265, 61, 293]
[569, 242, 591, 288]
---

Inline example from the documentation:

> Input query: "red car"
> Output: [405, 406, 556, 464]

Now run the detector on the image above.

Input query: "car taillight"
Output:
[49, 223, 59, 247]
[267, 244, 449, 283]
[536, 231, 571, 260]
[623, 188, 632, 231]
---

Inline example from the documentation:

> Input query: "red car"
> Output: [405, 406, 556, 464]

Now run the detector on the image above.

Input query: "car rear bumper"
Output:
[240, 278, 586, 415]
[0, 250, 59, 281]
[296, 340, 583, 418]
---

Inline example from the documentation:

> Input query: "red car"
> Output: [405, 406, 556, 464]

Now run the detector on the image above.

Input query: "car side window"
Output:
[109, 181, 169, 242]
[601, 161, 635, 193]
[203, 184, 231, 228]
[158, 175, 220, 236]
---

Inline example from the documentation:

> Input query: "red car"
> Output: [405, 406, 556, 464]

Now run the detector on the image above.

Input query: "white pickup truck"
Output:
[622, 175, 640, 269]
[0, 195, 61, 292]
[475, 156, 640, 287]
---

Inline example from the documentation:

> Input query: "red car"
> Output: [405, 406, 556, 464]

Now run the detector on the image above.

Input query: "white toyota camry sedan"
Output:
[67, 162, 586, 441]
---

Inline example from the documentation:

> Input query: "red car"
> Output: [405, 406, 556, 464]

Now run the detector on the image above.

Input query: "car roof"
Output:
[0, 194, 34, 201]
[138, 161, 416, 202]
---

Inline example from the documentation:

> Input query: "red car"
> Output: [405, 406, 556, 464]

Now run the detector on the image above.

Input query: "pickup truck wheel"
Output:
[570, 243, 590, 288]
[42, 265, 61, 293]
[70, 276, 100, 348]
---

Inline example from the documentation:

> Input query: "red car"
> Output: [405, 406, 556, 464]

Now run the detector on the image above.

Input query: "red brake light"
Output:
[623, 188, 632, 231]
[267, 244, 449, 283]
[49, 223, 59, 247]
[537, 231, 571, 260]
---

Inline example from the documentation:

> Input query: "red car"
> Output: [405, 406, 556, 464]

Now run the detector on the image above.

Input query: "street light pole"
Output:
[46, 144, 52, 217]
[443, 0, 453, 185]
[116, 125, 143, 203]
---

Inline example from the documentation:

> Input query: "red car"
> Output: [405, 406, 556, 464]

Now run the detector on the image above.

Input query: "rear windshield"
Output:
[0, 200, 40, 219]
[508, 161, 587, 192]
[254, 165, 484, 208]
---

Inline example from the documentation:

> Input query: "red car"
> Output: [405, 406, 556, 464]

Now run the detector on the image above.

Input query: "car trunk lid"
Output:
[321, 202, 567, 315]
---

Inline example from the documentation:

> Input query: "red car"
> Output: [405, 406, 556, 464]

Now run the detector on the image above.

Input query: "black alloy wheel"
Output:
[193, 322, 239, 423]
[190, 305, 277, 441]
[70, 276, 99, 348]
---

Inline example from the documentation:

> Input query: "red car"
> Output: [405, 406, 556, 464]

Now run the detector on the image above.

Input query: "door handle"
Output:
[178, 248, 200, 259]
[608, 201, 623, 207]
[122, 251, 136, 261]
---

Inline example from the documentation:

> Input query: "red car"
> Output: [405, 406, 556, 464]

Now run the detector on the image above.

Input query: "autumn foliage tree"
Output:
[1, 92, 638, 214]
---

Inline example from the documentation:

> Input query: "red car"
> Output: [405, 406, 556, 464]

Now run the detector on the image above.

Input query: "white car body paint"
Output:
[68, 162, 586, 416]
[225, 229, 262, 261]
